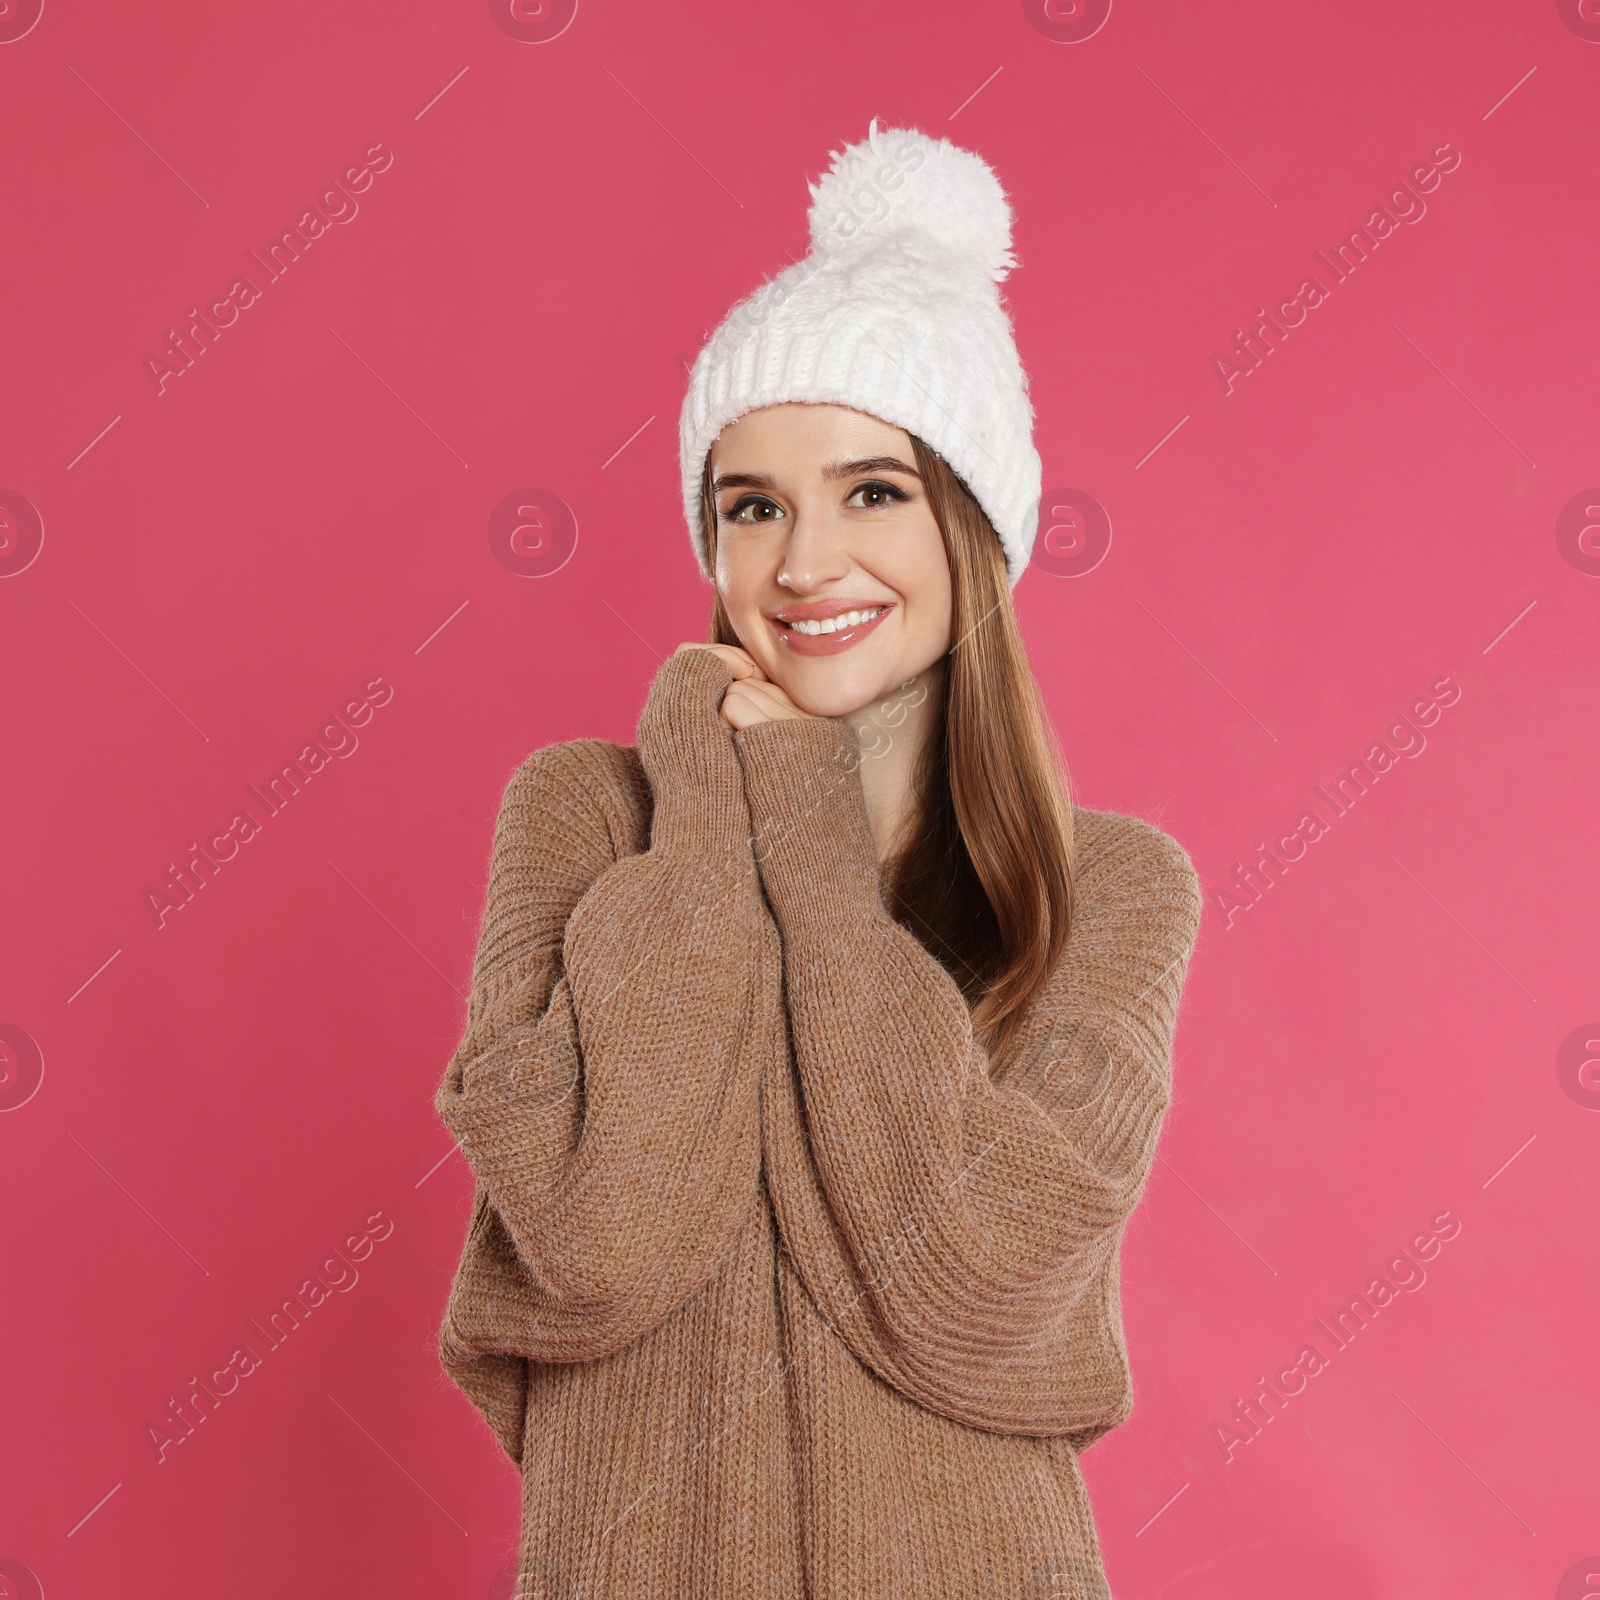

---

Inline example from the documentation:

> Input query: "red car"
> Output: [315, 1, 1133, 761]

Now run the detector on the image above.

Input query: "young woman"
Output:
[435, 123, 1202, 1600]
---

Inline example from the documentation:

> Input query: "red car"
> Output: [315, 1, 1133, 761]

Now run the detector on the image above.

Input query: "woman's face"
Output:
[708, 403, 954, 719]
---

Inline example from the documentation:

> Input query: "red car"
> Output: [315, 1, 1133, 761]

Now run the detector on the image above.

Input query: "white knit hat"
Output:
[679, 118, 1042, 587]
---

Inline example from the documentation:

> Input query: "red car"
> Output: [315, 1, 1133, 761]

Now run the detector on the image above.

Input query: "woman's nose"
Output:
[776, 507, 851, 593]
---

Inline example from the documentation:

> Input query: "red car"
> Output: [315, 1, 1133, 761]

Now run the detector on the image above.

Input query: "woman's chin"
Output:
[769, 669, 895, 722]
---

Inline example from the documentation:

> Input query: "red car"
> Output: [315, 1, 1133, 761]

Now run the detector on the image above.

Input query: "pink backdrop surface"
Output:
[1, 0, 1595, 1596]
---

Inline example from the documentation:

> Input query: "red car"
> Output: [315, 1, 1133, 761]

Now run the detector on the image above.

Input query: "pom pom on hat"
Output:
[805, 119, 1020, 282]
[679, 119, 1043, 586]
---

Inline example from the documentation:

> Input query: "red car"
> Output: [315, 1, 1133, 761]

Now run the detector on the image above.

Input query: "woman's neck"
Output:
[844, 659, 947, 863]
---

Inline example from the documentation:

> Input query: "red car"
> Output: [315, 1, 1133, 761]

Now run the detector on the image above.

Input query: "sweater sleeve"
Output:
[733, 714, 1201, 1439]
[435, 649, 777, 1385]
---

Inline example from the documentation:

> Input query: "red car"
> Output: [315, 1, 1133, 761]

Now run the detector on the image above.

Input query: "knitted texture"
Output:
[678, 119, 1045, 587]
[434, 648, 1203, 1599]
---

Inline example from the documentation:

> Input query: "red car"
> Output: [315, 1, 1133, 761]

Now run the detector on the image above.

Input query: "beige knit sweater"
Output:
[434, 647, 1202, 1600]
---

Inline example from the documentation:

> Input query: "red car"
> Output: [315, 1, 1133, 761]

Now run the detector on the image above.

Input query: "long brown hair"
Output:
[701, 434, 1077, 1063]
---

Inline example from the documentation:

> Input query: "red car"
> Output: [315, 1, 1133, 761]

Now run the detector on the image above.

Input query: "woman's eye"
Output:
[722, 495, 782, 525]
[848, 480, 909, 510]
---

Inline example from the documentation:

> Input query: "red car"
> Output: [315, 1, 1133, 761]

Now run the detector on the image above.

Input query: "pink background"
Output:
[2, 0, 1596, 1595]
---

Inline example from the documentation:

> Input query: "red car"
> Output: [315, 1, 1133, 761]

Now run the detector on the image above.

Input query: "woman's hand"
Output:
[672, 642, 821, 730]
[672, 642, 762, 683]
[721, 677, 818, 730]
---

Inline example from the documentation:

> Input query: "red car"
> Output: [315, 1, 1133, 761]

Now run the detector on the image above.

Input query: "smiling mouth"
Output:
[769, 603, 892, 656]
[784, 606, 885, 636]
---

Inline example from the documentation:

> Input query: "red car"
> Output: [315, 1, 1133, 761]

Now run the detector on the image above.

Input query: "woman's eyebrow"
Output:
[712, 456, 922, 493]
[822, 455, 922, 482]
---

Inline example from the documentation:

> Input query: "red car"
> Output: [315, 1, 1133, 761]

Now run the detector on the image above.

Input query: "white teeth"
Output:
[788, 607, 881, 637]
